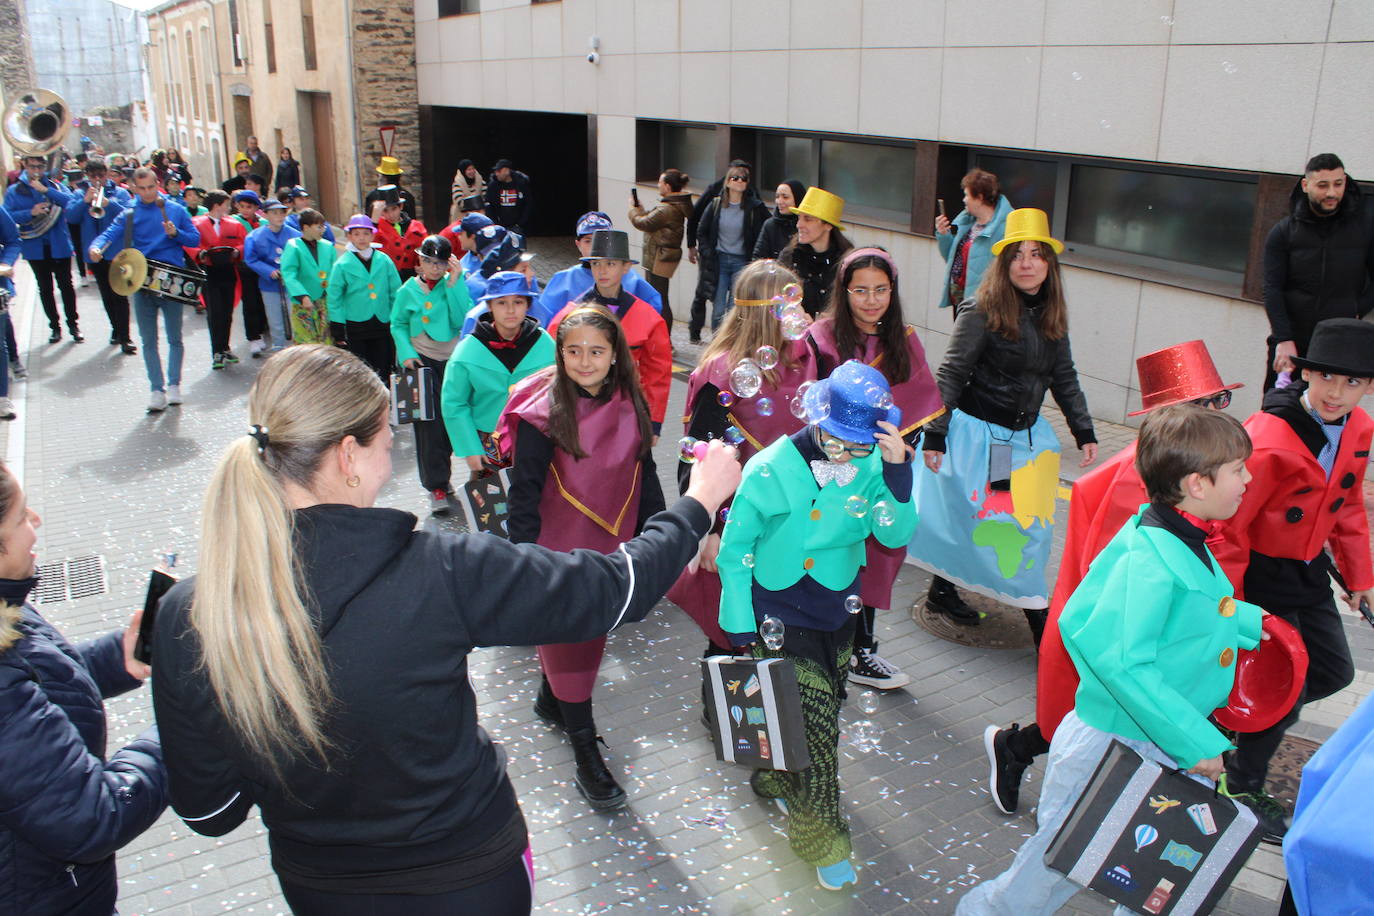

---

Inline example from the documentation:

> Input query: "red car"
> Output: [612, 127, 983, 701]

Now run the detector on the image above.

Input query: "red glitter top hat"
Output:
[1128, 340, 1244, 417]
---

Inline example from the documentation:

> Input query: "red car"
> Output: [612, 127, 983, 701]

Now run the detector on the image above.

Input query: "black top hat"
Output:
[580, 229, 637, 264]
[1291, 318, 1374, 378]
[376, 184, 401, 206]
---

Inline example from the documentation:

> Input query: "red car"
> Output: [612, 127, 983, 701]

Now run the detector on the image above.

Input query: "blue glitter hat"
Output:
[803, 359, 902, 444]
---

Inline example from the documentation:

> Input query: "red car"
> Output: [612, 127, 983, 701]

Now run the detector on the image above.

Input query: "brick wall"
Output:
[350, 0, 422, 222]
[0, 0, 37, 104]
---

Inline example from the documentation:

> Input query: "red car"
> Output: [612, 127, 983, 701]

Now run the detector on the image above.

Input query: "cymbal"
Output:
[109, 248, 147, 297]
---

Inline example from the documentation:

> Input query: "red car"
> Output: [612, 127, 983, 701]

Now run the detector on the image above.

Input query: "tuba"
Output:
[2, 89, 72, 239]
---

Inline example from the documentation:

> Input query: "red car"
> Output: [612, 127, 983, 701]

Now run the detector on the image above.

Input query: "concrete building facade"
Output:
[414, 0, 1374, 424]
[146, 0, 420, 222]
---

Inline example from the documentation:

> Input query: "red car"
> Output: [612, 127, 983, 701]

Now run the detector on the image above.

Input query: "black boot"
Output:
[927, 576, 980, 625]
[68, 324, 84, 343]
[48, 326, 61, 344]
[532, 675, 564, 728]
[1022, 607, 1048, 648]
[567, 724, 627, 809]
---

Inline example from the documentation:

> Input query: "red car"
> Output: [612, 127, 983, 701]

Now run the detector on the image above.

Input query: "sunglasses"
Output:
[727, 174, 749, 182]
[814, 427, 875, 459]
[1191, 390, 1232, 410]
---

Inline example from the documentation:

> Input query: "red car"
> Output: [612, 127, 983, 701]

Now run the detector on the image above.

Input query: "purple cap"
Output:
[345, 214, 375, 231]
[575, 211, 613, 238]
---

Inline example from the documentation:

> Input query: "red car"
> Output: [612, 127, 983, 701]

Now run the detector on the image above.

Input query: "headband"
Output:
[837, 246, 898, 280]
[733, 298, 774, 307]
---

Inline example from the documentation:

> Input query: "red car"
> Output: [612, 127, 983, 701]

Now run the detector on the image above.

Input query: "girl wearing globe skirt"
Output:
[807, 248, 943, 691]
[716, 361, 917, 890]
[498, 305, 664, 811]
[671, 260, 817, 655]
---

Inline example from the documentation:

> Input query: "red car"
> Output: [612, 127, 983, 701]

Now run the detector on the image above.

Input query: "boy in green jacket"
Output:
[390, 234, 474, 513]
[278, 208, 336, 344]
[958, 404, 1264, 915]
[716, 360, 916, 891]
[327, 214, 401, 381]
[441, 270, 554, 481]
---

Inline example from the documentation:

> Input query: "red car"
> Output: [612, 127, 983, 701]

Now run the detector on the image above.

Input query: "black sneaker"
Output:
[212, 352, 226, 370]
[985, 724, 1031, 814]
[849, 646, 911, 689]
[1220, 782, 1290, 844]
[928, 578, 981, 625]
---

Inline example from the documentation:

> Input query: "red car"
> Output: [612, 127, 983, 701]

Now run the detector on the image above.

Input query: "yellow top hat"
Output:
[791, 187, 847, 230]
[991, 208, 1064, 255]
[376, 156, 404, 175]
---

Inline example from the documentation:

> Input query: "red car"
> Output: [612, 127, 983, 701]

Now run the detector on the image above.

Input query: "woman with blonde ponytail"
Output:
[151, 344, 741, 915]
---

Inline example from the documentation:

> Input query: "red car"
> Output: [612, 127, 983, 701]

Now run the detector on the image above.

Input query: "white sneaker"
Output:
[0, 397, 15, 420]
[166, 385, 183, 405]
[147, 390, 167, 412]
[249, 339, 267, 358]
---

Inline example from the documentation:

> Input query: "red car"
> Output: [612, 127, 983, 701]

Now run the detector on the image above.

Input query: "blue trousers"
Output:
[133, 291, 184, 392]
[712, 251, 748, 329]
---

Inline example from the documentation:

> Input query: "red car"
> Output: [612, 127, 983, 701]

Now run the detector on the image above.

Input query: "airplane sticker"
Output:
[1148, 795, 1181, 814]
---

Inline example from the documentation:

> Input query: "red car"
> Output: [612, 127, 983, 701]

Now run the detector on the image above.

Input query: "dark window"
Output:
[263, 1, 276, 74]
[438, 0, 480, 15]
[1066, 165, 1256, 275]
[820, 138, 913, 224]
[974, 152, 1058, 222]
[760, 134, 816, 190]
[228, 0, 243, 67]
[661, 124, 716, 190]
[301, 0, 318, 70]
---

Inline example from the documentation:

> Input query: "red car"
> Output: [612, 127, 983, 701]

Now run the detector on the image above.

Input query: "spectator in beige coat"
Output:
[628, 168, 693, 332]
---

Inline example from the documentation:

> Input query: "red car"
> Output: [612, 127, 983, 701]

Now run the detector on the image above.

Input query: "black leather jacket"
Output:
[924, 294, 1096, 452]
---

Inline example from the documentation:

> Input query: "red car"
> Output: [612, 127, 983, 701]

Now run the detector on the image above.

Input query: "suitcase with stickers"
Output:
[700, 656, 810, 772]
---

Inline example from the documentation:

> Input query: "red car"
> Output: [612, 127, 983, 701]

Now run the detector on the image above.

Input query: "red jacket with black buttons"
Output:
[375, 217, 427, 273]
[1213, 402, 1373, 598]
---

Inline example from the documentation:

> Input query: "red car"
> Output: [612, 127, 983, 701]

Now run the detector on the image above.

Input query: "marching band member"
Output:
[3, 154, 79, 343]
[66, 158, 136, 354]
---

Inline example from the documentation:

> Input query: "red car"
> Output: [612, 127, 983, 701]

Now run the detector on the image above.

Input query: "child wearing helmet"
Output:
[959, 404, 1263, 915]
[715, 359, 917, 891]
[390, 234, 475, 513]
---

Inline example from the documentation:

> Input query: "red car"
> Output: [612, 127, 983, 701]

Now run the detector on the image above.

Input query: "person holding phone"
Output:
[935, 169, 1014, 313]
[150, 345, 739, 915]
[628, 169, 694, 333]
[911, 210, 1097, 632]
[0, 460, 168, 914]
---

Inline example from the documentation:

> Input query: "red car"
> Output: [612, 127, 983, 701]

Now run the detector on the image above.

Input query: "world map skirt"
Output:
[908, 408, 1061, 608]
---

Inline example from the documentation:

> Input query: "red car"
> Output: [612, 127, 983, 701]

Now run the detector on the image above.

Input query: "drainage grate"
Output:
[34, 555, 107, 603]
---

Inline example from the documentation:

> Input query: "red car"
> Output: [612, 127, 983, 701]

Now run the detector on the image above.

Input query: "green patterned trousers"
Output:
[750, 638, 853, 868]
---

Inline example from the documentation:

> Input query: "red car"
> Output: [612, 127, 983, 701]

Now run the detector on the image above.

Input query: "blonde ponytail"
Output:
[190, 345, 388, 768]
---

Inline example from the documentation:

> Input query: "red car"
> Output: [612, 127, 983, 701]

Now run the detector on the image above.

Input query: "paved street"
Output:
[5, 258, 1370, 915]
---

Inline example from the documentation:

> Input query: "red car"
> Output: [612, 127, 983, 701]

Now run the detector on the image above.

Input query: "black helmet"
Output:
[418, 235, 452, 262]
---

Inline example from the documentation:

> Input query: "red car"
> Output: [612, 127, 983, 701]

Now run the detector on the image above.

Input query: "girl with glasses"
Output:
[807, 248, 944, 691]
[910, 209, 1098, 634]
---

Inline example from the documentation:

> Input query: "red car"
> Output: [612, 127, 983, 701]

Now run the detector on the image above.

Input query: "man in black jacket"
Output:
[1262, 152, 1374, 390]
[485, 159, 533, 234]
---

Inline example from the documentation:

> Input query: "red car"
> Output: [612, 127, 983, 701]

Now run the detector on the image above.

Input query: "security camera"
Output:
[587, 51, 600, 64]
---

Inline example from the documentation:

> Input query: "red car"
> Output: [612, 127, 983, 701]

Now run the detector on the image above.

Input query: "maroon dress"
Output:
[499, 370, 647, 701]
[808, 317, 943, 609]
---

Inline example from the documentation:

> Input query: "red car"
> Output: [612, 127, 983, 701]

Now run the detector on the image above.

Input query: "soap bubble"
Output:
[806, 387, 831, 423]
[845, 495, 869, 518]
[1221, 60, 1238, 74]
[678, 436, 699, 463]
[719, 507, 730, 523]
[757, 397, 774, 417]
[717, 390, 735, 408]
[1099, 119, 1112, 129]
[872, 501, 896, 527]
[858, 690, 880, 715]
[760, 616, 785, 650]
[796, 380, 814, 399]
[844, 594, 863, 614]
[781, 313, 809, 341]
[772, 297, 788, 319]
[1070, 71, 1082, 80]
[781, 282, 802, 305]
[723, 425, 745, 446]
[758, 463, 771, 478]
[790, 396, 808, 419]
[848, 720, 881, 753]
[730, 359, 763, 398]
[875, 390, 894, 409]
[823, 438, 845, 460]
[741, 553, 755, 568]
[1160, 15, 1174, 25]
[755, 345, 780, 370]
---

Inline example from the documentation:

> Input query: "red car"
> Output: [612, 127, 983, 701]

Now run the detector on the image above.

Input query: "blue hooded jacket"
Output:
[91, 195, 200, 265]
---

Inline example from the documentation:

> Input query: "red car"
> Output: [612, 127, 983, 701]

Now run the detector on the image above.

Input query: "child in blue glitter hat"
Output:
[716, 359, 918, 890]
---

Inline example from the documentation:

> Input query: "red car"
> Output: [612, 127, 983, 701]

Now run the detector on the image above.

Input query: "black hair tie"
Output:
[248, 424, 270, 455]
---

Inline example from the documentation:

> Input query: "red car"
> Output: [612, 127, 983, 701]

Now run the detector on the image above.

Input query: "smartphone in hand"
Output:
[936, 198, 946, 218]
[134, 568, 179, 664]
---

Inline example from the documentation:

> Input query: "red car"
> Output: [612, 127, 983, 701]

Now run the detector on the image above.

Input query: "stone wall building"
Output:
[146, 0, 419, 222]
[415, 0, 1374, 425]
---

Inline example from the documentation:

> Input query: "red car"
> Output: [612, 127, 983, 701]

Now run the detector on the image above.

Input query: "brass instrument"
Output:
[90, 183, 107, 220]
[2, 89, 72, 239]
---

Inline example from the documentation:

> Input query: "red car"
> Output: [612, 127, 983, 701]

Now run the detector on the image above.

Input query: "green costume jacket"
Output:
[390, 274, 474, 364]
[441, 329, 554, 457]
[327, 250, 400, 324]
[280, 237, 336, 302]
[717, 435, 917, 637]
[1060, 507, 1264, 770]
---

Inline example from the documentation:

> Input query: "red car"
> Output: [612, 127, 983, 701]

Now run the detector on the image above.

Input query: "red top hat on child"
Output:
[1129, 340, 1244, 416]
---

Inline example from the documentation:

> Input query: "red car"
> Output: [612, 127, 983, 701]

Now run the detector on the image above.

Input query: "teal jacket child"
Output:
[280, 236, 336, 303]
[441, 317, 554, 459]
[327, 249, 401, 324]
[1060, 504, 1265, 769]
[390, 271, 474, 364]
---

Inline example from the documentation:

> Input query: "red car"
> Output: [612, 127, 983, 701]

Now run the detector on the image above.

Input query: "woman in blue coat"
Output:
[935, 169, 1014, 312]
[0, 462, 167, 915]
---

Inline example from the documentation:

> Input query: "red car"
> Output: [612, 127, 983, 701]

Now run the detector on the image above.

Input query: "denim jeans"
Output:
[133, 290, 184, 392]
[712, 251, 748, 329]
[263, 287, 290, 350]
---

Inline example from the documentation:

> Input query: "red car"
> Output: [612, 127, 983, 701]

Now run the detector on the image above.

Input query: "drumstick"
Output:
[1360, 599, 1374, 630]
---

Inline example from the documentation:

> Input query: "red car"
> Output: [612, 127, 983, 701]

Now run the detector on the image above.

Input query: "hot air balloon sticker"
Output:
[730, 705, 744, 727]
[1134, 823, 1159, 853]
